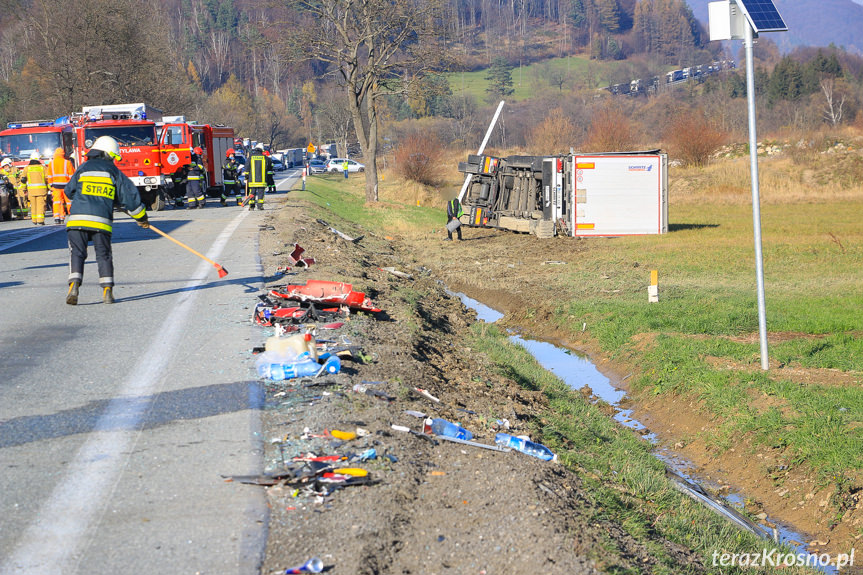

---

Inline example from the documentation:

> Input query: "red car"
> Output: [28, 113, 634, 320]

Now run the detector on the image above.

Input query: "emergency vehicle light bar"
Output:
[6, 121, 56, 129]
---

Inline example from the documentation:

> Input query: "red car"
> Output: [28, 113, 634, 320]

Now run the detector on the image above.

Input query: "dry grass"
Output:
[671, 141, 863, 206]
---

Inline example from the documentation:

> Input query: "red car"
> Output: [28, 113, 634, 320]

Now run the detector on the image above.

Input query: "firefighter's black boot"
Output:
[66, 281, 79, 306]
[103, 286, 114, 304]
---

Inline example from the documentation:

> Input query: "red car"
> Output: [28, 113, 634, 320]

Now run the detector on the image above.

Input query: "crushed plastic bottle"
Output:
[258, 356, 340, 380]
[425, 417, 472, 440]
[495, 433, 556, 461]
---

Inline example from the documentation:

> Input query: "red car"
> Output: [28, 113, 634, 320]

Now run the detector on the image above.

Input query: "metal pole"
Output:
[744, 24, 770, 370]
[457, 100, 505, 202]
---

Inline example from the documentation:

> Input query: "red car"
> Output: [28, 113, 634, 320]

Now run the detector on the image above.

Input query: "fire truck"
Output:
[0, 118, 76, 168]
[72, 103, 168, 210]
[158, 117, 235, 198]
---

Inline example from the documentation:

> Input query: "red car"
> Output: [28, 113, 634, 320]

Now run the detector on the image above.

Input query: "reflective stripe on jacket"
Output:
[25, 164, 49, 195]
[65, 157, 146, 234]
[248, 154, 267, 187]
[48, 153, 75, 188]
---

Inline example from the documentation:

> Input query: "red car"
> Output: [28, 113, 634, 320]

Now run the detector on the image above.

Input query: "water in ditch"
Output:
[452, 290, 838, 574]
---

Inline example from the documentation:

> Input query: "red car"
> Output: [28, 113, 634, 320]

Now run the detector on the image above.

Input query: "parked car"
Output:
[307, 159, 327, 174]
[326, 158, 365, 173]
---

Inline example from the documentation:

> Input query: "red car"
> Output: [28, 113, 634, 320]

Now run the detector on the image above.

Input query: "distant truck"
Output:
[457, 151, 668, 238]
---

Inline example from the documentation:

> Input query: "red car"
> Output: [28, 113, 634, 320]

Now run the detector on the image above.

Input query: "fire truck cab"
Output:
[0, 119, 76, 168]
[159, 118, 234, 198]
[72, 103, 169, 210]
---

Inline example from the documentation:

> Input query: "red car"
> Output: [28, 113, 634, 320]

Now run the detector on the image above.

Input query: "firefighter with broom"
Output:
[64, 135, 148, 305]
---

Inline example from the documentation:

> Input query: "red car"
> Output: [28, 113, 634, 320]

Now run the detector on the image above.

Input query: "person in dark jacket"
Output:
[64, 136, 148, 305]
[221, 149, 239, 206]
[445, 197, 463, 241]
[186, 147, 206, 209]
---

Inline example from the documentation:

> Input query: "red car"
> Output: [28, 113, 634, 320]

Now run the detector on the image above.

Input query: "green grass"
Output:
[468, 322, 816, 574]
[289, 167, 863, 543]
[289, 173, 443, 234]
[446, 55, 624, 102]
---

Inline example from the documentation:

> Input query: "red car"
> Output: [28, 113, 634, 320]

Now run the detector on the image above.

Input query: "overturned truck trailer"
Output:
[457, 151, 668, 238]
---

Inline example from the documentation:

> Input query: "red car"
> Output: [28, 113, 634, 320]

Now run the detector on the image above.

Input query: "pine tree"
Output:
[485, 57, 515, 101]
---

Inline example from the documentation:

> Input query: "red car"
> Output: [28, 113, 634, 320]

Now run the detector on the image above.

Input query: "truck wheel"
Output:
[534, 219, 555, 239]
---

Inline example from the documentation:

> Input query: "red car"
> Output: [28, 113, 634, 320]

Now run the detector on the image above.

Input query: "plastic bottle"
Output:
[495, 433, 556, 461]
[258, 356, 340, 380]
[425, 417, 473, 440]
[265, 332, 317, 361]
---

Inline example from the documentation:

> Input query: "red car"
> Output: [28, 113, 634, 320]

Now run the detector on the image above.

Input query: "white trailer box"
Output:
[568, 154, 668, 236]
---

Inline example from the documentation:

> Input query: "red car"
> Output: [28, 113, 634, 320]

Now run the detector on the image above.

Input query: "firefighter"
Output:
[24, 152, 49, 225]
[263, 150, 276, 193]
[445, 196, 463, 241]
[246, 143, 269, 210]
[64, 135, 148, 305]
[186, 147, 206, 209]
[0, 159, 12, 221]
[0, 158, 24, 220]
[47, 147, 74, 224]
[342, 159, 349, 179]
[221, 148, 239, 206]
[171, 166, 187, 208]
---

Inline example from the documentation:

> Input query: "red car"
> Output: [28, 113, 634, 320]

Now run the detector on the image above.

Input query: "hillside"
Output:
[688, 0, 863, 54]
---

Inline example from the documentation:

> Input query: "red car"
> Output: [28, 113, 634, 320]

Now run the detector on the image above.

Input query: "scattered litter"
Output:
[316, 218, 364, 243]
[404, 410, 426, 418]
[413, 387, 440, 403]
[352, 383, 395, 402]
[379, 266, 413, 280]
[542, 260, 566, 265]
[270, 280, 382, 313]
[329, 429, 357, 441]
[495, 433, 556, 461]
[437, 435, 512, 453]
[284, 556, 323, 574]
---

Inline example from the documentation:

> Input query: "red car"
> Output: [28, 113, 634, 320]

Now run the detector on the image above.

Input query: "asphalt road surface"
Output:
[0, 173, 296, 574]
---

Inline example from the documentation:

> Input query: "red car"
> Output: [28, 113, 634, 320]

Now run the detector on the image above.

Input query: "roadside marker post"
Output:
[648, 270, 659, 303]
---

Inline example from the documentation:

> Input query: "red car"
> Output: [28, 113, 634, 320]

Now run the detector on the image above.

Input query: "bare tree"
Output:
[317, 86, 355, 158]
[285, 0, 448, 202]
[820, 77, 845, 127]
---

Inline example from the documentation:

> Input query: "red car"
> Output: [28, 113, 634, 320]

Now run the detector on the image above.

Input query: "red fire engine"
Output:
[158, 117, 235, 198]
[0, 119, 76, 169]
[71, 103, 168, 210]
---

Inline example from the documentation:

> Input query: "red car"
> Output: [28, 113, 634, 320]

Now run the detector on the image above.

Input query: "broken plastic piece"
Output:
[285, 556, 323, 574]
[413, 387, 440, 402]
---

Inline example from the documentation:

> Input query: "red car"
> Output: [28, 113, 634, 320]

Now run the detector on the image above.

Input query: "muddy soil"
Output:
[249, 197, 709, 574]
[393, 218, 863, 562]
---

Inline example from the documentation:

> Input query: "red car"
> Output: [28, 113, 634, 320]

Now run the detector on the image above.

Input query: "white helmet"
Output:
[89, 136, 122, 161]
[1, 158, 11, 167]
[255, 143, 264, 151]
[29, 151, 41, 161]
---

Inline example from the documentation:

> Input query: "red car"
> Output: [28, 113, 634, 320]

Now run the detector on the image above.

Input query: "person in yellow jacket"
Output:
[23, 152, 49, 225]
[0, 158, 25, 219]
[47, 147, 74, 224]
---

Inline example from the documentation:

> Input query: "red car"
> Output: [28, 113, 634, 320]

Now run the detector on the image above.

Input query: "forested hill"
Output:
[687, 0, 863, 55]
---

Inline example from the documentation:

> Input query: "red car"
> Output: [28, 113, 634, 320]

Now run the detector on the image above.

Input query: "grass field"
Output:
[289, 143, 863, 563]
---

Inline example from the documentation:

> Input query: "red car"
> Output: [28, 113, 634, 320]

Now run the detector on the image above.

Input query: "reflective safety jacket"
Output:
[65, 156, 147, 234]
[24, 161, 49, 197]
[187, 157, 204, 181]
[1, 165, 23, 192]
[223, 159, 237, 185]
[47, 149, 75, 189]
[247, 151, 269, 188]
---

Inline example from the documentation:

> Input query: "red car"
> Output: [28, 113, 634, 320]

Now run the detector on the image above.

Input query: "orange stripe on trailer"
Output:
[576, 223, 595, 229]
[576, 163, 595, 169]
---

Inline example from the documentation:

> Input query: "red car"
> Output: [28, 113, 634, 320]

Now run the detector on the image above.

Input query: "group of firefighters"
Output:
[0, 141, 278, 222]
[0, 135, 280, 306]
[0, 148, 75, 224]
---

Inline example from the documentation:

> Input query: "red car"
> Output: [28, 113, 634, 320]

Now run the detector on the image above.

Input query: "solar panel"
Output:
[735, 0, 788, 33]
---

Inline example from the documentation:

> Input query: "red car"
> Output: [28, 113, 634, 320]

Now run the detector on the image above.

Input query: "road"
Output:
[0, 172, 297, 574]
